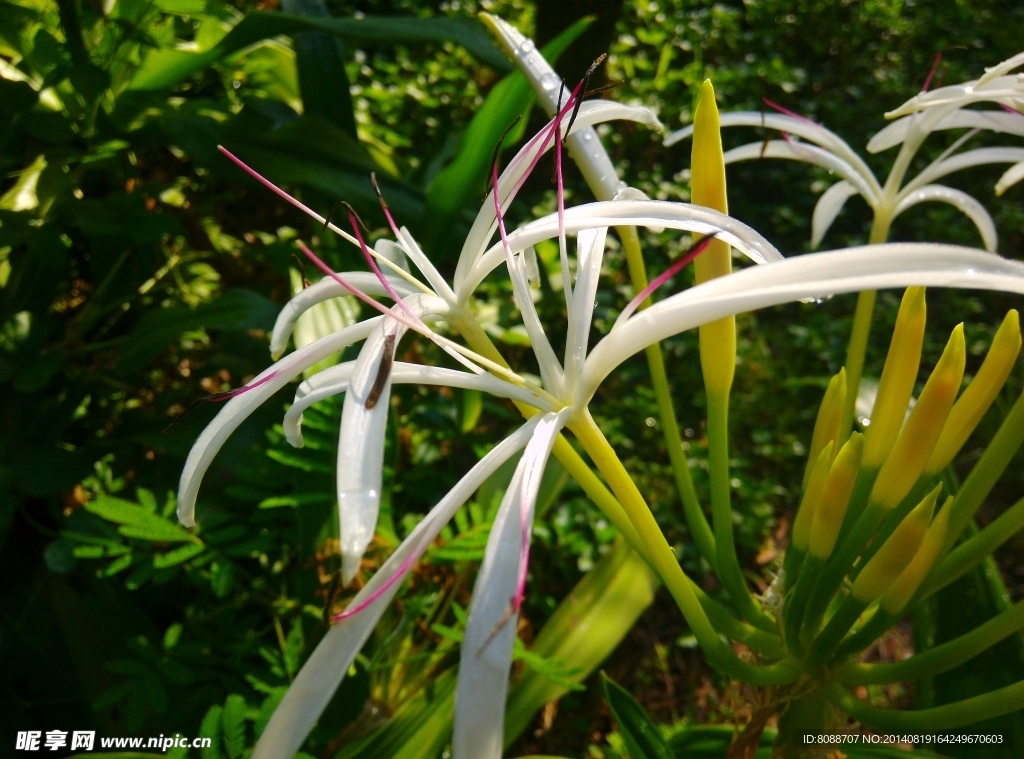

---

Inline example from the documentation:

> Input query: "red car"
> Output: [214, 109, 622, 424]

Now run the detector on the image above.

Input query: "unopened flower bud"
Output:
[809, 433, 864, 559]
[792, 441, 833, 551]
[853, 484, 941, 603]
[881, 496, 951, 615]
[870, 324, 965, 510]
[691, 79, 735, 398]
[862, 287, 927, 469]
[926, 310, 1021, 475]
[803, 369, 847, 491]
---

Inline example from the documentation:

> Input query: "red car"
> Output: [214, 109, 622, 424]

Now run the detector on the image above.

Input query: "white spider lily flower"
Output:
[664, 52, 1024, 250]
[251, 416, 545, 759]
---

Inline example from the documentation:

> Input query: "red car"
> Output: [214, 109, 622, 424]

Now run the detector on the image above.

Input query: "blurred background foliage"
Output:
[1, 0, 1023, 756]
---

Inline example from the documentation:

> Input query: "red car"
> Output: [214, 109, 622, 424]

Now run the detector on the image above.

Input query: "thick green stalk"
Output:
[827, 680, 1024, 731]
[618, 225, 717, 571]
[837, 214, 892, 441]
[707, 392, 774, 629]
[572, 414, 798, 686]
[806, 596, 867, 668]
[840, 600, 1024, 686]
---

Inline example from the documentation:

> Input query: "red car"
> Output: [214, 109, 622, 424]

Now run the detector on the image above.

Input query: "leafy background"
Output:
[1, 0, 1023, 756]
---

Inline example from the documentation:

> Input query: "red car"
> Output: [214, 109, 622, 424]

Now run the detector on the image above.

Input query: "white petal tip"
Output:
[341, 554, 361, 587]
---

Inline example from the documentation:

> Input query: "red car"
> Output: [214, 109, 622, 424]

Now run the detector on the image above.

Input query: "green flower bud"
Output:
[793, 441, 834, 552]
[926, 310, 1021, 475]
[881, 497, 951, 615]
[863, 287, 927, 469]
[809, 433, 864, 560]
[803, 369, 846, 491]
[853, 484, 941, 603]
[870, 324, 965, 510]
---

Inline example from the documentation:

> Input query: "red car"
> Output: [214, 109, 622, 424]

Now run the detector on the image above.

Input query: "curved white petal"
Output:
[452, 409, 569, 759]
[886, 76, 1024, 118]
[996, 161, 1024, 196]
[613, 186, 665, 232]
[578, 245, 1024, 406]
[284, 362, 558, 447]
[723, 140, 879, 204]
[508, 250, 565, 396]
[336, 295, 448, 585]
[665, 111, 880, 197]
[868, 110, 1024, 153]
[252, 417, 542, 759]
[811, 180, 859, 249]
[177, 317, 382, 527]
[894, 184, 998, 252]
[564, 226, 608, 389]
[462, 199, 782, 298]
[903, 146, 1024, 195]
[453, 98, 661, 294]
[979, 52, 1024, 85]
[397, 225, 458, 303]
[270, 272, 418, 359]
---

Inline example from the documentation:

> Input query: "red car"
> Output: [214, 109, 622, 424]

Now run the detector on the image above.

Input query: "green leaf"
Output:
[601, 673, 673, 759]
[130, 12, 510, 91]
[86, 496, 198, 543]
[199, 704, 223, 759]
[283, 616, 305, 678]
[424, 17, 591, 228]
[221, 694, 248, 759]
[153, 542, 206, 568]
[461, 388, 482, 433]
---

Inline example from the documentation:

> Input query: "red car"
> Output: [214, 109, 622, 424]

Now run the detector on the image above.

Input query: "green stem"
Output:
[784, 553, 823, 654]
[827, 680, 1024, 731]
[837, 214, 891, 442]
[707, 392, 773, 630]
[944, 389, 1024, 551]
[841, 600, 1024, 686]
[806, 595, 866, 669]
[922, 494, 1024, 599]
[833, 605, 894, 661]
[572, 413, 798, 686]
[619, 226, 717, 571]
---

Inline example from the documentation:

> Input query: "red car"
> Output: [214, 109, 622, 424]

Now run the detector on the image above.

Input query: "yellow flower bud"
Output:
[869, 324, 965, 510]
[809, 433, 864, 559]
[925, 310, 1021, 475]
[792, 441, 833, 551]
[862, 287, 927, 469]
[852, 484, 940, 603]
[691, 79, 735, 398]
[881, 496, 951, 615]
[803, 369, 847, 491]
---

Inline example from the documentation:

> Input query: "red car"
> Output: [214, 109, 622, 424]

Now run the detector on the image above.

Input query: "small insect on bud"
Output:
[803, 369, 847, 491]
[862, 287, 927, 470]
[853, 483, 941, 603]
[809, 433, 864, 560]
[869, 324, 965, 510]
[926, 310, 1021, 475]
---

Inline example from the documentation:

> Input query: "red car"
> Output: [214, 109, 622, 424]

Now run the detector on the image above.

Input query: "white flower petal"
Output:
[811, 180, 859, 249]
[579, 245, 1024, 405]
[374, 238, 410, 273]
[270, 272, 418, 359]
[397, 225, 458, 303]
[336, 295, 448, 585]
[177, 317, 381, 527]
[903, 146, 1024, 195]
[462, 199, 782, 297]
[868, 110, 1024, 153]
[564, 226, 608, 389]
[996, 161, 1024, 196]
[251, 417, 543, 759]
[284, 362, 558, 447]
[723, 140, 878, 204]
[894, 184, 998, 252]
[886, 75, 1024, 118]
[452, 409, 569, 759]
[666, 111, 880, 196]
[508, 252, 565, 396]
[979, 52, 1024, 85]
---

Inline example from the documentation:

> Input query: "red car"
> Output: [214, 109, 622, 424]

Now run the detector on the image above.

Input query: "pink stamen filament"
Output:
[1000, 103, 1024, 117]
[618, 233, 719, 323]
[763, 98, 818, 126]
[296, 241, 429, 339]
[332, 552, 418, 621]
[922, 52, 944, 92]
[346, 209, 422, 324]
[211, 371, 280, 401]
